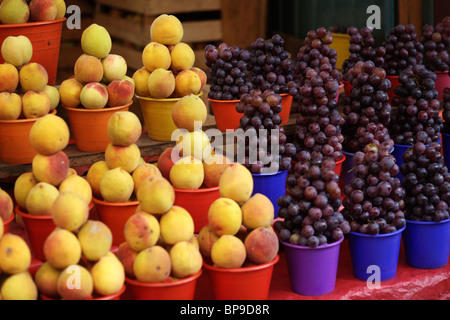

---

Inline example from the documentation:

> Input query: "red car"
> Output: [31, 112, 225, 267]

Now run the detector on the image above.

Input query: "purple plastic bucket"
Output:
[281, 237, 343, 296]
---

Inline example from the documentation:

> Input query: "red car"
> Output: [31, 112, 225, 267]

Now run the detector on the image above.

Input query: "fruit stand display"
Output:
[1, 0, 450, 302]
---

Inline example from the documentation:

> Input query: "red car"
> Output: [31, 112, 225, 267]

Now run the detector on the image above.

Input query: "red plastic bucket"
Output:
[435, 71, 450, 101]
[334, 154, 346, 176]
[40, 284, 126, 300]
[15, 205, 56, 261]
[279, 93, 293, 125]
[386, 75, 400, 104]
[125, 270, 202, 300]
[208, 98, 241, 132]
[173, 186, 221, 233]
[202, 255, 279, 300]
[63, 102, 132, 153]
[2, 213, 14, 234]
[0, 18, 65, 86]
[343, 80, 352, 96]
[92, 197, 139, 246]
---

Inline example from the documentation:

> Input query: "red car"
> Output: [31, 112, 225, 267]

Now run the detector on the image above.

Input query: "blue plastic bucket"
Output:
[403, 219, 450, 269]
[348, 226, 405, 281]
[442, 132, 450, 166]
[392, 143, 411, 180]
[251, 170, 288, 218]
[340, 150, 356, 189]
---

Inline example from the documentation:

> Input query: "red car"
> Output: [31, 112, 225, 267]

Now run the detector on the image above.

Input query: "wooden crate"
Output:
[94, 0, 223, 72]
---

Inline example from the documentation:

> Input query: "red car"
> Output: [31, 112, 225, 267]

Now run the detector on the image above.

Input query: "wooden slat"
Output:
[182, 19, 223, 43]
[398, 0, 422, 39]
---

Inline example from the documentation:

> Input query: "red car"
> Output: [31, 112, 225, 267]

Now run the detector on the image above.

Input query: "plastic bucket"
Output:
[340, 150, 356, 189]
[282, 238, 343, 296]
[0, 18, 66, 86]
[386, 75, 400, 104]
[442, 132, 450, 166]
[0, 109, 56, 164]
[125, 270, 202, 300]
[208, 98, 241, 132]
[15, 205, 56, 261]
[279, 93, 293, 125]
[63, 102, 132, 153]
[173, 186, 221, 233]
[348, 226, 405, 281]
[252, 170, 288, 218]
[343, 80, 352, 96]
[403, 219, 450, 269]
[334, 154, 346, 177]
[435, 71, 449, 101]
[92, 197, 139, 246]
[329, 33, 350, 70]
[41, 284, 126, 300]
[2, 213, 14, 234]
[203, 255, 279, 300]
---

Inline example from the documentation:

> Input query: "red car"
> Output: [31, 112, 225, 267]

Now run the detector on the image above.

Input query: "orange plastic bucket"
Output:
[279, 93, 293, 125]
[329, 33, 350, 70]
[63, 102, 132, 152]
[125, 270, 202, 300]
[0, 18, 65, 86]
[0, 109, 56, 164]
[92, 197, 139, 246]
[173, 186, 221, 233]
[2, 213, 14, 234]
[208, 98, 241, 132]
[203, 255, 279, 300]
[40, 284, 126, 300]
[334, 154, 346, 176]
[15, 205, 56, 261]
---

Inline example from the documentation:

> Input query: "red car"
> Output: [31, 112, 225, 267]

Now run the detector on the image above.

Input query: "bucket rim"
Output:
[173, 186, 219, 193]
[405, 218, 450, 226]
[14, 204, 52, 220]
[349, 225, 406, 239]
[2, 212, 14, 225]
[125, 269, 202, 288]
[202, 254, 279, 273]
[434, 70, 449, 75]
[62, 101, 132, 113]
[251, 169, 288, 177]
[207, 97, 239, 103]
[136, 91, 202, 102]
[281, 236, 344, 251]
[0, 108, 56, 124]
[92, 196, 139, 207]
[0, 17, 66, 29]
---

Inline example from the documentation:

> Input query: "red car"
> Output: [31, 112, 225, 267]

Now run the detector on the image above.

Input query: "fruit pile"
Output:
[117, 175, 203, 283]
[198, 163, 279, 268]
[0, 0, 65, 24]
[236, 89, 296, 173]
[59, 24, 134, 110]
[342, 26, 385, 78]
[401, 141, 450, 222]
[421, 17, 450, 72]
[389, 65, 442, 146]
[340, 61, 393, 153]
[133, 14, 207, 100]
[0, 35, 59, 120]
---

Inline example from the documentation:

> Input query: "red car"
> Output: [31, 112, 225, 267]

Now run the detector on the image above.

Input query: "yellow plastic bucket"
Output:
[330, 33, 350, 70]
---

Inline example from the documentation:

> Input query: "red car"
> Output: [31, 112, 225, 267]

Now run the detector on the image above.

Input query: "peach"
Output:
[42, 85, 60, 111]
[147, 68, 175, 99]
[25, 182, 60, 216]
[219, 163, 254, 205]
[157, 146, 181, 181]
[29, 0, 57, 21]
[132, 67, 151, 97]
[124, 211, 160, 251]
[58, 78, 83, 108]
[51, 191, 89, 231]
[136, 175, 175, 215]
[104, 142, 141, 173]
[169, 241, 202, 279]
[174, 69, 201, 97]
[133, 245, 171, 283]
[22, 91, 51, 119]
[32, 151, 69, 186]
[1, 272, 38, 300]
[190, 67, 207, 90]
[13, 172, 38, 211]
[197, 224, 220, 257]
[29, 113, 70, 155]
[58, 174, 93, 205]
[172, 94, 207, 132]
[0, 233, 31, 274]
[142, 42, 171, 72]
[106, 78, 134, 107]
[99, 167, 134, 202]
[170, 42, 195, 73]
[0, 0, 30, 24]
[77, 220, 112, 261]
[44, 227, 82, 269]
[116, 241, 138, 278]
[1, 35, 33, 67]
[244, 227, 279, 265]
[210, 235, 246, 268]
[241, 193, 274, 229]
[132, 163, 161, 194]
[80, 81, 108, 109]
[169, 156, 204, 190]
[203, 154, 233, 188]
[90, 252, 125, 296]
[208, 197, 242, 236]
[57, 265, 93, 300]
[74, 54, 104, 84]
[34, 261, 62, 299]
[81, 23, 112, 59]
[19, 62, 48, 92]
[101, 54, 127, 83]
[86, 160, 110, 199]
[54, 0, 65, 19]
[176, 130, 212, 161]
[0, 63, 19, 92]
[150, 14, 184, 46]
[0, 92, 21, 120]
[107, 110, 142, 147]
[159, 205, 194, 245]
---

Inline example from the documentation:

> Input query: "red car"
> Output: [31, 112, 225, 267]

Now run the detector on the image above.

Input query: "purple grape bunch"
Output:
[421, 17, 450, 72]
